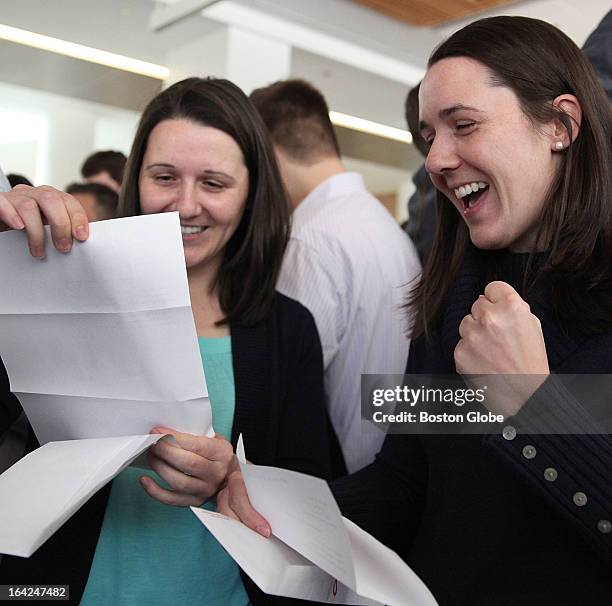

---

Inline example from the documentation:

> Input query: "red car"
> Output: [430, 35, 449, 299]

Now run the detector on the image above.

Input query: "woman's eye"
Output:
[204, 180, 223, 189]
[455, 122, 476, 133]
[154, 174, 174, 183]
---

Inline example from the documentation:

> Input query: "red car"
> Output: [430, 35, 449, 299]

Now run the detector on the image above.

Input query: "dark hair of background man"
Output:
[250, 79, 340, 163]
[80, 150, 127, 186]
[66, 182, 118, 221]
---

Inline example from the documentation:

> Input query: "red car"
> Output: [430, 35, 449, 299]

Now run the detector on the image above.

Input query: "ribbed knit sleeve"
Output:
[484, 373, 612, 565]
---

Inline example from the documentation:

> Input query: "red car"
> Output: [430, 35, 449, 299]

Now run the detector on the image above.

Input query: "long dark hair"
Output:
[119, 77, 290, 326]
[411, 16, 612, 338]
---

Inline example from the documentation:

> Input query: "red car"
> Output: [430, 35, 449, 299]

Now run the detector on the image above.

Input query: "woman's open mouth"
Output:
[454, 181, 489, 214]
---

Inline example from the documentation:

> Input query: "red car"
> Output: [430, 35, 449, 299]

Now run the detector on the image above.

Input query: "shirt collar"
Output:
[293, 172, 366, 223]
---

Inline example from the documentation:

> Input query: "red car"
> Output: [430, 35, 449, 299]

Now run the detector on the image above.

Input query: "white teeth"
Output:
[454, 181, 489, 199]
[181, 225, 206, 235]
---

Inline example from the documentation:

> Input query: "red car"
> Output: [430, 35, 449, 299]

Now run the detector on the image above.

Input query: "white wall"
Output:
[0, 82, 140, 189]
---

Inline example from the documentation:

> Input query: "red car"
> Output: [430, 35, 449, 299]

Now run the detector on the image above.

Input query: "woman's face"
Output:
[139, 118, 249, 274]
[419, 57, 561, 252]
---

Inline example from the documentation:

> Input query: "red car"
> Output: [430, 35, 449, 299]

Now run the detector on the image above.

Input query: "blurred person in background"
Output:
[403, 83, 437, 265]
[251, 79, 421, 474]
[6, 174, 32, 188]
[81, 150, 126, 194]
[583, 8, 612, 101]
[66, 182, 118, 222]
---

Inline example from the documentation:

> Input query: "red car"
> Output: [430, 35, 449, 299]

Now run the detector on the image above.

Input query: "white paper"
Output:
[0, 213, 189, 315]
[0, 213, 215, 557]
[15, 393, 210, 444]
[193, 509, 378, 605]
[0, 434, 164, 558]
[194, 437, 438, 606]
[0, 213, 212, 443]
[239, 461, 356, 590]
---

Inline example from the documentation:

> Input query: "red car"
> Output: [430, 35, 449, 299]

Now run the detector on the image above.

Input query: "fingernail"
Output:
[58, 237, 71, 252]
[12, 216, 24, 230]
[255, 525, 271, 538]
[31, 246, 45, 259]
[75, 225, 87, 240]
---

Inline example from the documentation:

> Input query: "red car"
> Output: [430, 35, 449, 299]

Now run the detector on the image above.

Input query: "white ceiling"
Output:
[0, 0, 609, 199]
[0, 0, 609, 126]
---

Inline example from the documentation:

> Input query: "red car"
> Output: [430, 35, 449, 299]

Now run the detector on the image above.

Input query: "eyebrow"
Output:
[419, 104, 483, 133]
[144, 163, 236, 183]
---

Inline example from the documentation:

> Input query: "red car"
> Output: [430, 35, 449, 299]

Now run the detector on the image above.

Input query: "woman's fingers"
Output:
[0, 192, 25, 231]
[62, 192, 90, 241]
[139, 473, 206, 508]
[218, 469, 272, 537]
[141, 430, 235, 507]
[145, 451, 216, 506]
[0, 186, 90, 257]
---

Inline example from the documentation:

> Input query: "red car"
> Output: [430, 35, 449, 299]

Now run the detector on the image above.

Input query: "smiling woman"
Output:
[419, 56, 568, 253]
[332, 16, 612, 604]
[216, 16, 612, 606]
[137, 119, 250, 327]
[0, 77, 339, 606]
[412, 16, 612, 339]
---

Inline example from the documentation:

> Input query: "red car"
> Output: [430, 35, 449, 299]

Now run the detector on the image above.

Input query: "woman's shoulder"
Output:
[266, 292, 322, 359]
[232, 292, 320, 352]
[270, 291, 318, 329]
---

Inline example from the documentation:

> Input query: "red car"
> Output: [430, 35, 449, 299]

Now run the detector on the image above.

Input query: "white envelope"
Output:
[192, 437, 438, 606]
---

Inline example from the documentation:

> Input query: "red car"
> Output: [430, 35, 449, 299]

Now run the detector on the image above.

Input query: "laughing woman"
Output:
[0, 78, 337, 605]
[220, 16, 612, 605]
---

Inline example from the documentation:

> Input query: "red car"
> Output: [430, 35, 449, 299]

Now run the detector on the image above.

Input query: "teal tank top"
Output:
[81, 336, 249, 605]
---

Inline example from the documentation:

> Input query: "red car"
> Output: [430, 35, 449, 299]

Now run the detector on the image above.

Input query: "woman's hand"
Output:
[454, 281, 549, 416]
[140, 427, 234, 507]
[216, 459, 272, 538]
[0, 185, 89, 257]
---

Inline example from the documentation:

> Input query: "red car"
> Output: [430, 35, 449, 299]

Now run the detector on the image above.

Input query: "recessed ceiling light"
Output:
[0, 23, 169, 80]
[329, 111, 412, 144]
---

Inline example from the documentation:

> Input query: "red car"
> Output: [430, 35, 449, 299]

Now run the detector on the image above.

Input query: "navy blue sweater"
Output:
[333, 248, 612, 605]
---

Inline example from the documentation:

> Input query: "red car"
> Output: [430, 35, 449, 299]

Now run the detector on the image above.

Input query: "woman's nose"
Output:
[425, 135, 461, 176]
[176, 185, 201, 217]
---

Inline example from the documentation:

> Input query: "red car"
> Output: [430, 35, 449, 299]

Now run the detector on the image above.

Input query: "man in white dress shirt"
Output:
[251, 80, 421, 473]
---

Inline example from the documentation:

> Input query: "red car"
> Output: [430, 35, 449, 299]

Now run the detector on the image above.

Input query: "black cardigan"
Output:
[333, 249, 612, 605]
[0, 292, 340, 605]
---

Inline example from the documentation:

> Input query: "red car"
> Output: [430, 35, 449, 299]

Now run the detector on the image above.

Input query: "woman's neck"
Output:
[188, 262, 230, 338]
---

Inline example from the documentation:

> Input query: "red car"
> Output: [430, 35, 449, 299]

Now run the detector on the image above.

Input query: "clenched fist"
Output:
[454, 281, 549, 416]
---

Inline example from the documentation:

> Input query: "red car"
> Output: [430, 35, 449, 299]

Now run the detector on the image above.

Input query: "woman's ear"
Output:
[550, 94, 582, 150]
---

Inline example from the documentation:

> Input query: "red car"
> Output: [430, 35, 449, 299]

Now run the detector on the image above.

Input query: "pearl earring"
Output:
[555, 141, 564, 150]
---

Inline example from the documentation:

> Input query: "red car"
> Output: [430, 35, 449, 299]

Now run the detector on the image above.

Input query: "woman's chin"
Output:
[468, 229, 507, 251]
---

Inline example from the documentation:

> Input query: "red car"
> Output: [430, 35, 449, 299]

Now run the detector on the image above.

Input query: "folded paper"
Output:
[193, 436, 438, 606]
